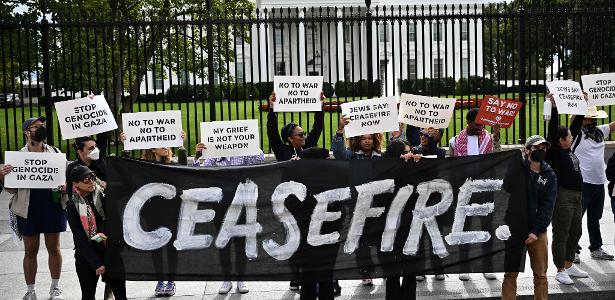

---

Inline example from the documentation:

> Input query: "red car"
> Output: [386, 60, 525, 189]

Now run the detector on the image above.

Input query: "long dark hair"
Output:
[555, 125, 570, 147]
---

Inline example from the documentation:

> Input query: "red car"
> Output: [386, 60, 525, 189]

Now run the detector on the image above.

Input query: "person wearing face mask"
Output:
[0, 117, 66, 300]
[66, 136, 106, 198]
[502, 135, 556, 300]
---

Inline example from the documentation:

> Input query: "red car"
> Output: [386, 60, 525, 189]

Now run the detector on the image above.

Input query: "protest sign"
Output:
[122, 111, 183, 150]
[340, 97, 398, 137]
[398, 94, 456, 128]
[273, 76, 323, 112]
[105, 150, 527, 281]
[200, 119, 260, 158]
[55, 95, 118, 139]
[3, 151, 66, 189]
[582, 73, 615, 107]
[475, 96, 523, 128]
[546, 80, 587, 115]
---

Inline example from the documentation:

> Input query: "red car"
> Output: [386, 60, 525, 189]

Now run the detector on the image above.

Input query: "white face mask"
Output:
[88, 147, 100, 161]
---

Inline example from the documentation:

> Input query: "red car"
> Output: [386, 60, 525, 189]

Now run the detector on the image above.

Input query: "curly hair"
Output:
[141, 148, 173, 163]
[347, 133, 384, 153]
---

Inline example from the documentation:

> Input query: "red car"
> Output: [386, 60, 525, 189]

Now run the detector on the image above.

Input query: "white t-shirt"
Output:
[573, 124, 610, 185]
[449, 135, 480, 156]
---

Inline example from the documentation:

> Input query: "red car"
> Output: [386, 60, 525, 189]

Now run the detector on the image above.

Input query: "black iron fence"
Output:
[1, 1, 614, 160]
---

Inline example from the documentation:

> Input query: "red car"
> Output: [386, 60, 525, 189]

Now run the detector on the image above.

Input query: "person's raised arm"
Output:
[546, 98, 559, 147]
[305, 92, 326, 148]
[331, 114, 352, 160]
[266, 93, 285, 155]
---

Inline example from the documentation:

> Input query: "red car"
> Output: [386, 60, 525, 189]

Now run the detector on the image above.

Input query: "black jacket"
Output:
[267, 110, 324, 161]
[546, 106, 583, 191]
[65, 193, 105, 269]
[524, 159, 557, 236]
[605, 153, 615, 197]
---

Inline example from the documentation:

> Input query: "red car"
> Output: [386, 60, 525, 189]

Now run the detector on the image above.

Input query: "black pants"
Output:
[582, 183, 605, 251]
[75, 258, 127, 300]
[300, 281, 334, 300]
[386, 276, 416, 300]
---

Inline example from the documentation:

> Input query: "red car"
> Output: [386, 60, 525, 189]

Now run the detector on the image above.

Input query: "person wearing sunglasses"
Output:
[411, 127, 446, 159]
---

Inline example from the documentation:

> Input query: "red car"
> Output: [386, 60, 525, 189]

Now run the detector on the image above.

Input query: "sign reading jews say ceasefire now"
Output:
[475, 96, 523, 128]
[55, 95, 118, 139]
[273, 76, 323, 112]
[546, 80, 587, 115]
[122, 111, 183, 150]
[3, 151, 67, 189]
[582, 73, 615, 107]
[398, 94, 456, 129]
[200, 119, 261, 159]
[340, 97, 399, 138]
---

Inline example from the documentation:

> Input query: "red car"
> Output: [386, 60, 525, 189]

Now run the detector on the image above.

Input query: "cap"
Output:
[584, 106, 608, 119]
[525, 135, 551, 148]
[22, 116, 46, 131]
[70, 165, 94, 183]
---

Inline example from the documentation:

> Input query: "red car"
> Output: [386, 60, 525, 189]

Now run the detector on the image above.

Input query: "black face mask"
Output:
[530, 149, 546, 162]
[31, 126, 47, 142]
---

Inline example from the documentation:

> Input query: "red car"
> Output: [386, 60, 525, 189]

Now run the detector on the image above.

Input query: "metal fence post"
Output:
[518, 8, 527, 143]
[206, 0, 216, 121]
[41, 0, 54, 145]
[365, 0, 374, 98]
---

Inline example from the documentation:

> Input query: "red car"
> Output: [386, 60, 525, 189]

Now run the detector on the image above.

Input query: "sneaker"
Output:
[49, 287, 64, 300]
[483, 273, 497, 280]
[590, 248, 615, 260]
[154, 281, 166, 297]
[434, 274, 446, 281]
[573, 253, 580, 264]
[415, 275, 426, 281]
[22, 291, 36, 300]
[218, 281, 232, 294]
[459, 274, 471, 281]
[361, 279, 373, 286]
[333, 280, 341, 296]
[289, 281, 300, 291]
[237, 281, 249, 294]
[555, 271, 574, 285]
[566, 265, 589, 278]
[164, 281, 176, 296]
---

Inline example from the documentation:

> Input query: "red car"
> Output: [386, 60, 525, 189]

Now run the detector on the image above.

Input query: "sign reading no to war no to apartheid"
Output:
[546, 80, 587, 115]
[273, 76, 323, 112]
[122, 111, 183, 150]
[340, 97, 399, 138]
[200, 119, 260, 159]
[398, 94, 456, 129]
[475, 96, 523, 128]
[582, 73, 615, 107]
[55, 95, 118, 139]
[3, 151, 66, 189]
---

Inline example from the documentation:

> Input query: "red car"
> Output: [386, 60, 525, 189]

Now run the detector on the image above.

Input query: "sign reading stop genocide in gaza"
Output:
[582, 73, 615, 107]
[55, 95, 118, 139]
[475, 96, 523, 128]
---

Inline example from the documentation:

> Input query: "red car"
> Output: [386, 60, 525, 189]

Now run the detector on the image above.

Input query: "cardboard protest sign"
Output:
[122, 111, 183, 150]
[55, 95, 118, 139]
[273, 76, 323, 112]
[398, 94, 456, 129]
[582, 73, 615, 107]
[200, 119, 260, 159]
[475, 96, 523, 128]
[546, 80, 587, 115]
[3, 151, 66, 189]
[340, 97, 399, 138]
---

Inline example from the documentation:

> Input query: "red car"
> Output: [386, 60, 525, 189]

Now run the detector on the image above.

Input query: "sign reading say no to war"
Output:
[55, 95, 118, 139]
[122, 111, 183, 150]
[398, 94, 456, 129]
[546, 80, 587, 115]
[273, 76, 323, 112]
[475, 96, 523, 128]
[200, 119, 260, 159]
[582, 73, 615, 107]
[3, 151, 66, 189]
[341, 97, 399, 138]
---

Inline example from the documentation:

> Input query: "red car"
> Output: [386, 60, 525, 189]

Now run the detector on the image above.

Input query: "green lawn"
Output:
[2, 94, 615, 160]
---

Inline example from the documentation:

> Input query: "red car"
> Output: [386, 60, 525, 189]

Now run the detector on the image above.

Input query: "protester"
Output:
[0, 117, 66, 300]
[411, 127, 446, 159]
[65, 165, 127, 299]
[502, 135, 556, 300]
[545, 100, 588, 285]
[449, 108, 500, 281]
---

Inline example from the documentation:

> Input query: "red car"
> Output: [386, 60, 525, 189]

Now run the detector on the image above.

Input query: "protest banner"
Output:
[273, 76, 323, 112]
[105, 150, 528, 281]
[122, 111, 183, 150]
[340, 97, 398, 137]
[546, 80, 587, 115]
[475, 96, 523, 128]
[3, 151, 66, 189]
[398, 94, 456, 128]
[582, 73, 615, 107]
[200, 119, 260, 158]
[55, 95, 118, 139]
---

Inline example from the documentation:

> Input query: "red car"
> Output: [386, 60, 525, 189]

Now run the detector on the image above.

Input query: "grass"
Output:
[2, 94, 615, 160]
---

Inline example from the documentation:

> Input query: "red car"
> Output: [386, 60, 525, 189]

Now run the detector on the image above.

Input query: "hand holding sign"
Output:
[546, 80, 587, 115]
[200, 119, 261, 159]
[3, 151, 67, 189]
[55, 95, 118, 139]
[398, 94, 456, 129]
[273, 76, 324, 112]
[122, 111, 183, 150]
[340, 97, 398, 138]
[475, 96, 523, 128]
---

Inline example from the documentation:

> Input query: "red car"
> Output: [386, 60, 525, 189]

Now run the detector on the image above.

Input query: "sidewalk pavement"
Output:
[2, 190, 615, 299]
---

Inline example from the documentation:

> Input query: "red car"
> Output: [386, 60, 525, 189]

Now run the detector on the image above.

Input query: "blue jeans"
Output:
[581, 183, 605, 251]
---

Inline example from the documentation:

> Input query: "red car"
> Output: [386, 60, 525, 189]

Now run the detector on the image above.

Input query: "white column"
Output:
[336, 8, 345, 81]
[298, 10, 307, 76]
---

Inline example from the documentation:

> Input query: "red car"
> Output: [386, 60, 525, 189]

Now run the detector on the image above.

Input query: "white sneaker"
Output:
[218, 281, 232, 294]
[555, 271, 574, 285]
[483, 273, 497, 280]
[566, 265, 589, 278]
[22, 291, 36, 300]
[49, 287, 63, 300]
[237, 281, 249, 294]
[415, 275, 426, 281]
[434, 274, 446, 281]
[458, 274, 471, 281]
